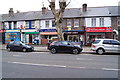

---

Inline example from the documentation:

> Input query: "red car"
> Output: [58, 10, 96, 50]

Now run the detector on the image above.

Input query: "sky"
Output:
[0, 0, 120, 14]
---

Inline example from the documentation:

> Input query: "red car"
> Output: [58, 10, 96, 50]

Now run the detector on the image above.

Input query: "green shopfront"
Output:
[22, 30, 40, 44]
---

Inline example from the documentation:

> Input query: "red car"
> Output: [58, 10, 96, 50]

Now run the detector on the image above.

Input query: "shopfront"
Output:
[86, 27, 113, 45]
[22, 30, 40, 44]
[5, 30, 20, 44]
[63, 30, 85, 45]
[39, 29, 58, 45]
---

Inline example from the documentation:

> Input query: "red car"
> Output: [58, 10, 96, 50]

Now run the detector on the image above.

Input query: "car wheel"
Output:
[97, 48, 104, 55]
[23, 48, 27, 52]
[7, 47, 11, 51]
[73, 49, 79, 54]
[50, 48, 56, 54]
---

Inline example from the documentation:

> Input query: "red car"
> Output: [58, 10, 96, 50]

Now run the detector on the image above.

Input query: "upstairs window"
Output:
[91, 18, 96, 27]
[67, 19, 72, 27]
[8, 22, 12, 29]
[26, 21, 29, 28]
[118, 17, 120, 25]
[31, 21, 35, 28]
[45, 21, 49, 28]
[14, 22, 17, 29]
[99, 18, 104, 26]
[74, 19, 79, 27]
[52, 20, 56, 27]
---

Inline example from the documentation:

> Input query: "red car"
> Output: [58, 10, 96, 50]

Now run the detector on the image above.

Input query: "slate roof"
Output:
[1, 6, 119, 22]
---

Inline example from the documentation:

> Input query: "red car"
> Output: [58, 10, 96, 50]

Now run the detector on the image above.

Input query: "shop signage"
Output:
[39, 29, 56, 32]
[86, 27, 113, 32]
[6, 30, 19, 32]
[0, 30, 5, 33]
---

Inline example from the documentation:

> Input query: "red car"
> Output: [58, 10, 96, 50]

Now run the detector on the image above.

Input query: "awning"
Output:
[63, 30, 85, 32]
[40, 32, 58, 35]
[25, 32, 39, 34]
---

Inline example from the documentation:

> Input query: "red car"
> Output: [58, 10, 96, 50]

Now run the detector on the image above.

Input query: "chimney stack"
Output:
[42, 7, 47, 14]
[82, 3, 87, 12]
[9, 8, 14, 17]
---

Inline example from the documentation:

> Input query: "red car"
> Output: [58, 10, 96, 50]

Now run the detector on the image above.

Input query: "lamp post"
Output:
[48, 0, 71, 41]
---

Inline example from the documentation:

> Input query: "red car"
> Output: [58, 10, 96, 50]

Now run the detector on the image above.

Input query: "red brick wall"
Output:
[41, 39, 48, 45]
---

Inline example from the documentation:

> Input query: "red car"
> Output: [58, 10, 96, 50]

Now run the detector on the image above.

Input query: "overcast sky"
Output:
[0, 0, 120, 14]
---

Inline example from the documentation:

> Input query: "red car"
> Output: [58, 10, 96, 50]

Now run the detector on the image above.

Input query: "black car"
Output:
[6, 41, 34, 52]
[48, 41, 83, 54]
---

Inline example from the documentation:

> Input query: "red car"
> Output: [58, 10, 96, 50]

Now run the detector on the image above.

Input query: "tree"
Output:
[48, 0, 71, 41]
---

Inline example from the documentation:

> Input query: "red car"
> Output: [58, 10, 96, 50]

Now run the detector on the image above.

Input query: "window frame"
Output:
[67, 19, 72, 27]
[45, 21, 49, 28]
[91, 18, 96, 27]
[74, 19, 79, 27]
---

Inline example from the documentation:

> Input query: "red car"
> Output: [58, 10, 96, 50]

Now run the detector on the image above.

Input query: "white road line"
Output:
[13, 55, 21, 57]
[7, 61, 86, 69]
[102, 68, 120, 71]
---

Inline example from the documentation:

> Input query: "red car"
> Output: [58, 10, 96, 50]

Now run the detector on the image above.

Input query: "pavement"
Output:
[0, 44, 94, 53]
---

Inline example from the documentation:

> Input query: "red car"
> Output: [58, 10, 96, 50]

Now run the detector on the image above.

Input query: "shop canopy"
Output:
[63, 30, 85, 32]
[40, 32, 58, 35]
[25, 32, 39, 34]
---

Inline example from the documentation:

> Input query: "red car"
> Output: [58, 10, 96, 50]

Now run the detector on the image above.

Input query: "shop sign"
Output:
[6, 30, 19, 32]
[86, 27, 113, 32]
[22, 29, 37, 32]
[39, 29, 56, 32]
[0, 30, 5, 33]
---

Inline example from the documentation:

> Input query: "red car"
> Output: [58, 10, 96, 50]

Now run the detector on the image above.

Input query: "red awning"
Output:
[40, 32, 58, 35]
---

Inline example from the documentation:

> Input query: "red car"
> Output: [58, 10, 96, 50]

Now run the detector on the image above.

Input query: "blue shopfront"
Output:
[5, 30, 20, 44]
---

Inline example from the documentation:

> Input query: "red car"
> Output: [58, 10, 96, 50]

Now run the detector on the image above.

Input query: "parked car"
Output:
[91, 39, 120, 54]
[48, 41, 83, 54]
[6, 41, 34, 52]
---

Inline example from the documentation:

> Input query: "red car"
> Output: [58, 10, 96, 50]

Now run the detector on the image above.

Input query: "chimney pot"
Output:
[9, 8, 14, 16]
[82, 3, 87, 12]
[42, 7, 46, 14]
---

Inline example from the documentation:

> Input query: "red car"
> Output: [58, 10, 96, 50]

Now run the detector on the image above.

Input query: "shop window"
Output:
[52, 20, 56, 27]
[91, 18, 96, 27]
[67, 19, 72, 27]
[45, 21, 49, 28]
[74, 19, 79, 27]
[99, 18, 104, 26]
[31, 21, 35, 28]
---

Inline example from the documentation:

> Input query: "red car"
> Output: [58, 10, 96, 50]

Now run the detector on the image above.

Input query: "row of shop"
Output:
[0, 26, 115, 45]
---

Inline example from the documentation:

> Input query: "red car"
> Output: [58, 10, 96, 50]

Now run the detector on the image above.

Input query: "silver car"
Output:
[91, 39, 120, 54]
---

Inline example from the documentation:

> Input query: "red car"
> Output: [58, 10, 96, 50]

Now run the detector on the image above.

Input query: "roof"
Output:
[1, 6, 119, 22]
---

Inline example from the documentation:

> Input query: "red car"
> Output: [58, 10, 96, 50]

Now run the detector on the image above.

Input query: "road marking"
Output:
[7, 61, 86, 69]
[13, 55, 21, 57]
[102, 68, 120, 71]
[76, 58, 92, 61]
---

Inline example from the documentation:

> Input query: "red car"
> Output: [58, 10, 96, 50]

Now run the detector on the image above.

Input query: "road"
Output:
[1, 50, 119, 78]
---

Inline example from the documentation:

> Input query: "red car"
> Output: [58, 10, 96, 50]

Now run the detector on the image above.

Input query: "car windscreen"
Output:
[93, 40, 101, 44]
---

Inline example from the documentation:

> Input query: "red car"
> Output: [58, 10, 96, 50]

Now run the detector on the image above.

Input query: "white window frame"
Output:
[26, 21, 29, 28]
[74, 19, 79, 27]
[31, 21, 35, 28]
[99, 18, 104, 26]
[91, 18, 96, 27]
[67, 19, 72, 27]
[45, 21, 49, 28]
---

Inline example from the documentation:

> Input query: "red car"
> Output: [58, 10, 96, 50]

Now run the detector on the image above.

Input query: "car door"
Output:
[13, 42, 22, 51]
[103, 40, 114, 52]
[59, 41, 69, 52]
[111, 40, 120, 53]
